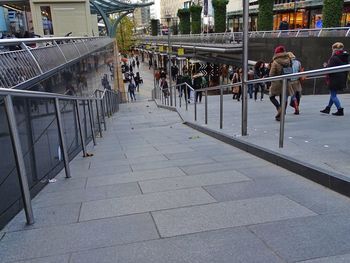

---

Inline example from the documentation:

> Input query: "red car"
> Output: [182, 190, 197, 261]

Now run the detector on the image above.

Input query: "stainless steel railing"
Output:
[138, 27, 350, 45]
[155, 63, 350, 148]
[1, 86, 119, 225]
[0, 37, 114, 89]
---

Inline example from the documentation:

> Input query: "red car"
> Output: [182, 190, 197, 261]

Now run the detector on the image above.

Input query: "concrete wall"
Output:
[249, 37, 350, 94]
[30, 0, 93, 37]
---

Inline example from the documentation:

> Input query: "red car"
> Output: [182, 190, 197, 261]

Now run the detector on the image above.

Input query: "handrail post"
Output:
[88, 100, 96, 146]
[194, 91, 197, 121]
[170, 86, 173, 106]
[95, 99, 102, 137]
[54, 98, 71, 178]
[179, 85, 182, 108]
[174, 86, 177, 107]
[242, 0, 249, 136]
[205, 90, 208, 125]
[53, 40, 68, 63]
[220, 87, 223, 129]
[279, 78, 287, 148]
[20, 42, 43, 74]
[4, 95, 34, 225]
[185, 85, 188, 111]
[101, 98, 107, 131]
[75, 100, 87, 157]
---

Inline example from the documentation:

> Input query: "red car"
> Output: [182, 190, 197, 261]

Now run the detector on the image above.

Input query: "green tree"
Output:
[150, 19, 159, 36]
[177, 8, 191, 34]
[323, 0, 344, 27]
[116, 16, 135, 53]
[257, 0, 274, 31]
[190, 5, 202, 34]
[212, 0, 229, 33]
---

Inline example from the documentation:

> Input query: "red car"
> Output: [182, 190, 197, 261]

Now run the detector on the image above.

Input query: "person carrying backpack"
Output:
[269, 45, 292, 121]
[288, 52, 302, 115]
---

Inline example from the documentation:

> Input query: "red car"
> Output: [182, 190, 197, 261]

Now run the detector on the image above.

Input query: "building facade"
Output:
[227, 0, 350, 32]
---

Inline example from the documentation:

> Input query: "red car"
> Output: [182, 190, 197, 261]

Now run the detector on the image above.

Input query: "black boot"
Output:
[332, 108, 344, 116]
[320, 106, 331, 114]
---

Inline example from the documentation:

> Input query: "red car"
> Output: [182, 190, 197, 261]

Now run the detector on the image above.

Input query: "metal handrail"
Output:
[0, 37, 114, 89]
[156, 63, 350, 149]
[0, 36, 108, 46]
[2, 86, 119, 226]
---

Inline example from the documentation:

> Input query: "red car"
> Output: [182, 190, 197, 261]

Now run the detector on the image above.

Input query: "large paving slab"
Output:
[79, 188, 216, 221]
[0, 213, 158, 262]
[249, 213, 350, 262]
[70, 228, 284, 263]
[152, 195, 316, 237]
[139, 170, 251, 193]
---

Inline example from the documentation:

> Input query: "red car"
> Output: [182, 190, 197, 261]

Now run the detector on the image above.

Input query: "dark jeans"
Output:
[327, 89, 341, 109]
[195, 91, 202, 103]
[254, 83, 264, 100]
[270, 95, 288, 110]
[129, 90, 136, 101]
[248, 84, 253, 99]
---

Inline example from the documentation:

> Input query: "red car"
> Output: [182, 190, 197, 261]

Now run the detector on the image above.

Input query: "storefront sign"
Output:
[178, 48, 184, 56]
[159, 46, 164, 52]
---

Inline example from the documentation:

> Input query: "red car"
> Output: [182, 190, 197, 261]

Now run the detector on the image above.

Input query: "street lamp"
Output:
[165, 13, 173, 106]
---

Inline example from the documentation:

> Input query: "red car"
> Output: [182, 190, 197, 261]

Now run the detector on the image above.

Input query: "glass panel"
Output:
[0, 96, 22, 229]
[41, 6, 54, 35]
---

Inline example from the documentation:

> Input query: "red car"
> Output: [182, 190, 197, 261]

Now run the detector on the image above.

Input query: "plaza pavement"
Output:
[2, 61, 350, 262]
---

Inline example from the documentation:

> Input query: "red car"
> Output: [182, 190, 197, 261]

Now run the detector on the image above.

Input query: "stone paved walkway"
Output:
[2, 97, 350, 262]
[2, 59, 350, 263]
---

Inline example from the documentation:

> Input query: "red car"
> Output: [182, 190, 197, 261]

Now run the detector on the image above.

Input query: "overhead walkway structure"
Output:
[137, 27, 350, 65]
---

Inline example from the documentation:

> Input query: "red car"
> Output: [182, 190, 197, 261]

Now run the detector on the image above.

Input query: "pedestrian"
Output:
[128, 81, 136, 101]
[134, 72, 141, 92]
[279, 19, 289, 30]
[269, 45, 292, 121]
[248, 68, 254, 99]
[193, 72, 203, 103]
[320, 42, 348, 116]
[254, 61, 265, 101]
[149, 59, 152, 69]
[130, 63, 133, 73]
[232, 68, 242, 101]
[160, 69, 166, 79]
[287, 52, 302, 115]
[155, 70, 161, 87]
[160, 78, 169, 100]
[136, 60, 140, 69]
[315, 16, 323, 29]
[183, 70, 192, 103]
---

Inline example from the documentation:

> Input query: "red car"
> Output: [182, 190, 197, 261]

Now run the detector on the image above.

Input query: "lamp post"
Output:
[165, 14, 173, 106]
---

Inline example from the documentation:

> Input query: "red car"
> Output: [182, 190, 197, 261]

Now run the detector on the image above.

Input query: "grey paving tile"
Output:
[79, 188, 215, 221]
[127, 154, 168, 164]
[0, 213, 158, 262]
[86, 167, 186, 188]
[70, 247, 116, 263]
[154, 145, 195, 154]
[249, 213, 350, 262]
[152, 195, 316, 237]
[139, 170, 250, 193]
[40, 177, 87, 194]
[33, 182, 141, 208]
[130, 157, 215, 171]
[13, 254, 70, 263]
[72, 227, 284, 263]
[164, 151, 212, 160]
[3, 203, 81, 232]
[235, 165, 295, 179]
[298, 254, 350, 263]
[125, 148, 161, 158]
[204, 175, 321, 202]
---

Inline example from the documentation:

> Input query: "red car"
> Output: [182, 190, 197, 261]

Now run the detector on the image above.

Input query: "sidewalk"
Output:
[2, 99, 350, 262]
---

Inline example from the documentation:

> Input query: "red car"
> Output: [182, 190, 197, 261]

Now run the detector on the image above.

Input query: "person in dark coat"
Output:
[193, 72, 203, 103]
[278, 19, 289, 30]
[320, 42, 349, 116]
